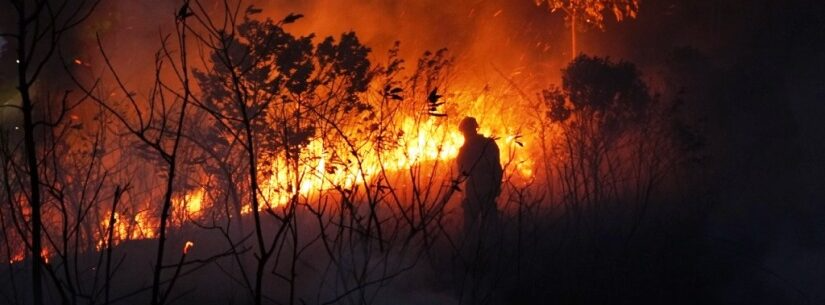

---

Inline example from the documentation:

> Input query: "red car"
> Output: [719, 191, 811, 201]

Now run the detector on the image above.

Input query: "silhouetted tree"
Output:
[1, 1, 99, 304]
[192, 7, 374, 305]
[542, 54, 653, 211]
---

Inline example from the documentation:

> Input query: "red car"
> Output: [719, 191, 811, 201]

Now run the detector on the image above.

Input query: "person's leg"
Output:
[463, 198, 478, 238]
[479, 196, 499, 234]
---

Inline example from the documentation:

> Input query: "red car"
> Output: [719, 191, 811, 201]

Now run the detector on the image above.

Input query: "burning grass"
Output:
[0, 3, 699, 305]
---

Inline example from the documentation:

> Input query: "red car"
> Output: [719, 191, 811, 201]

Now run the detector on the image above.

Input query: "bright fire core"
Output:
[116, 91, 537, 249]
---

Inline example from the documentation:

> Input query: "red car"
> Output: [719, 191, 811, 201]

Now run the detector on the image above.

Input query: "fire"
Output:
[77, 88, 539, 253]
[257, 116, 469, 208]
[97, 212, 127, 250]
[79, 16, 541, 247]
[173, 187, 206, 218]
[5, 249, 52, 265]
[9, 252, 24, 264]
[97, 210, 159, 250]
[183, 241, 194, 254]
[247, 93, 537, 210]
[133, 212, 157, 238]
[73, 58, 91, 67]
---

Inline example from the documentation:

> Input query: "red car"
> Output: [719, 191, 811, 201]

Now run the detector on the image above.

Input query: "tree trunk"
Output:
[16, 20, 45, 305]
[571, 13, 577, 59]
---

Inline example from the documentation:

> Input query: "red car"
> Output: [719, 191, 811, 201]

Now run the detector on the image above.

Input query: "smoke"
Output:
[251, 0, 571, 85]
[83, 0, 576, 93]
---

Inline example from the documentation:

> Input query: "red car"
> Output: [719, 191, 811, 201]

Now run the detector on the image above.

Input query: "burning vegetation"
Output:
[4, 0, 816, 304]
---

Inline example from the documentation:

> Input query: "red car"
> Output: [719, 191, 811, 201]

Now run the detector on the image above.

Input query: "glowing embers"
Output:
[183, 241, 194, 254]
[9, 252, 24, 264]
[4, 248, 53, 265]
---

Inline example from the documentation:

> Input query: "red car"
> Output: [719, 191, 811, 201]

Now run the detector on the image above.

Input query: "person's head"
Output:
[458, 116, 479, 138]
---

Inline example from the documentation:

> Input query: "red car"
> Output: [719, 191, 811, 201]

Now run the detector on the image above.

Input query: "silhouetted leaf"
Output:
[246, 5, 262, 15]
[427, 88, 442, 104]
[282, 13, 304, 24]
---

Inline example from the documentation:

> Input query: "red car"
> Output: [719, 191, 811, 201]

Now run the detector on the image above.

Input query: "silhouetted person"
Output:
[456, 117, 502, 237]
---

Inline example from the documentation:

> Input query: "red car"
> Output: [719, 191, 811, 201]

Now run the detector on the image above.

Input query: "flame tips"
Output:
[41, 249, 49, 264]
[183, 241, 194, 254]
[9, 252, 24, 264]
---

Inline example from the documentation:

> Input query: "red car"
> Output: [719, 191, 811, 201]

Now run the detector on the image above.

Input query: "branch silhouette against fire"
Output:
[3, 1, 739, 305]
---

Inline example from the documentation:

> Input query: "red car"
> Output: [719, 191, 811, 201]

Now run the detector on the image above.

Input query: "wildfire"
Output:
[26, 87, 539, 258]
[9, 252, 24, 264]
[4, 248, 51, 265]
[250, 93, 536, 210]
[173, 187, 206, 218]
[75, 51, 539, 250]
[96, 211, 159, 250]
[183, 241, 194, 254]
[257, 116, 468, 208]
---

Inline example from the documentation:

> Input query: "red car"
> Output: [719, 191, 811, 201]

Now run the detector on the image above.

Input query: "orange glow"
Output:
[245, 93, 538, 210]
[85, 80, 542, 253]
[257, 117, 469, 208]
[133, 212, 158, 238]
[183, 241, 194, 254]
[9, 252, 24, 264]
[174, 187, 206, 218]
[97, 210, 159, 250]
[81, 5, 553, 248]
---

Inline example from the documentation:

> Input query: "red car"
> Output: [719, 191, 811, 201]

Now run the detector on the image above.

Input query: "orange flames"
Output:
[9, 252, 24, 264]
[6, 71, 541, 268]
[0, 6, 553, 262]
[173, 187, 206, 220]
[247, 92, 537, 211]
[4, 247, 51, 265]
[95, 211, 158, 251]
